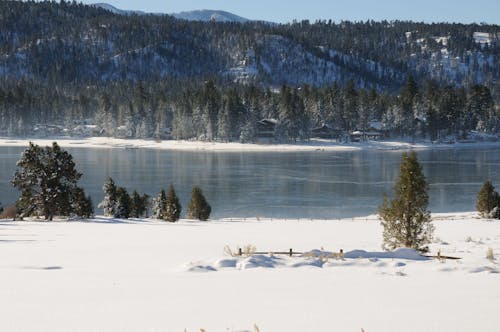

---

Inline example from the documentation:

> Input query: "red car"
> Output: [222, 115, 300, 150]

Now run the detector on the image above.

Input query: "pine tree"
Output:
[141, 193, 151, 217]
[98, 177, 117, 217]
[130, 190, 149, 218]
[72, 187, 94, 219]
[186, 186, 211, 221]
[164, 184, 182, 222]
[114, 187, 131, 219]
[11, 142, 82, 220]
[152, 189, 167, 220]
[476, 181, 500, 218]
[379, 151, 433, 252]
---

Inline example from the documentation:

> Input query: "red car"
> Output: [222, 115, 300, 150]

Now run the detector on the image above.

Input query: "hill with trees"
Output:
[0, 0, 498, 142]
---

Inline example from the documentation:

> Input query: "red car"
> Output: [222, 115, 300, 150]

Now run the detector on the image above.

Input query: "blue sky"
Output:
[78, 0, 499, 24]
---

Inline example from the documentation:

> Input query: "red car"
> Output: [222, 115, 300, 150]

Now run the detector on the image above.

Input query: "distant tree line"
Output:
[0, 78, 498, 142]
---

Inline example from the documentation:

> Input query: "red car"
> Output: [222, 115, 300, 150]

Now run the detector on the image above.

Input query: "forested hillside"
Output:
[0, 0, 498, 141]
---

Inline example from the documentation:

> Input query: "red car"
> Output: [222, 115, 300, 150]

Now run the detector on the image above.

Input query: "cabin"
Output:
[33, 124, 66, 137]
[350, 130, 383, 142]
[311, 124, 340, 139]
[71, 124, 102, 137]
[256, 119, 277, 143]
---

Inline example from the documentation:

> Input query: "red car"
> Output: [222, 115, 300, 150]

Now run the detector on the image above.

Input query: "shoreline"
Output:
[1, 212, 485, 223]
[1, 136, 500, 152]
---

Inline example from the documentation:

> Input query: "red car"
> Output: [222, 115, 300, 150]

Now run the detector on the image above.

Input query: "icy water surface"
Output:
[1, 146, 499, 218]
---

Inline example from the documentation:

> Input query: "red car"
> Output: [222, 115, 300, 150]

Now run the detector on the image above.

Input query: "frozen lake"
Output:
[1, 146, 499, 218]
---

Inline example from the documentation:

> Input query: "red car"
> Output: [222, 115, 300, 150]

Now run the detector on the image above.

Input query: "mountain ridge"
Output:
[1, 1, 497, 91]
[92, 3, 250, 22]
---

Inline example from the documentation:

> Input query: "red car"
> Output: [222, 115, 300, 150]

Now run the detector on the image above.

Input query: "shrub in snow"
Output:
[379, 151, 434, 252]
[486, 248, 495, 261]
[152, 189, 167, 220]
[186, 186, 211, 221]
[11, 142, 91, 220]
[476, 181, 500, 219]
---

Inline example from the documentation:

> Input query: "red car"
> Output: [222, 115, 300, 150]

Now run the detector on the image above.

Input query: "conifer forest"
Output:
[0, 1, 498, 142]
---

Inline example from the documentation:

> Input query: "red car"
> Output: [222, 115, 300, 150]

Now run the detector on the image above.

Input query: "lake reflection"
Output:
[1, 146, 499, 218]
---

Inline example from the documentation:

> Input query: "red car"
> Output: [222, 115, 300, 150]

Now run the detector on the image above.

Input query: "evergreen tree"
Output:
[11, 142, 82, 220]
[476, 181, 500, 219]
[98, 177, 117, 217]
[152, 189, 168, 220]
[130, 190, 149, 218]
[164, 184, 182, 222]
[400, 76, 419, 136]
[114, 187, 131, 219]
[72, 186, 94, 219]
[379, 151, 433, 252]
[186, 186, 211, 221]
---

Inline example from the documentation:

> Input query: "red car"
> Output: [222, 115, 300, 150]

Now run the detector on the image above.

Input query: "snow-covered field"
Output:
[0, 213, 498, 332]
[1, 136, 500, 152]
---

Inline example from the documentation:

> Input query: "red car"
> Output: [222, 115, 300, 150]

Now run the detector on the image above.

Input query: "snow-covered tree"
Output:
[98, 178, 119, 217]
[152, 189, 168, 220]
[11, 142, 83, 220]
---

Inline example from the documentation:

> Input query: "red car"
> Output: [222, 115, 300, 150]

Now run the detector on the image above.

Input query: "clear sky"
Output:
[76, 0, 499, 24]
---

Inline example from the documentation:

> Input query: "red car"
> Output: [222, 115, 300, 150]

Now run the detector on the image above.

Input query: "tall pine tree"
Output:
[379, 151, 433, 251]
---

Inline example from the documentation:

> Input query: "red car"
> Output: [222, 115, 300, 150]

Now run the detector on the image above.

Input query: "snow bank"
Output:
[1, 136, 500, 152]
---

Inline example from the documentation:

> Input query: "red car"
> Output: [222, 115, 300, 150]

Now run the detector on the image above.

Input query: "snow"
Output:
[473, 32, 494, 45]
[1, 137, 500, 152]
[0, 212, 499, 331]
[172, 9, 249, 23]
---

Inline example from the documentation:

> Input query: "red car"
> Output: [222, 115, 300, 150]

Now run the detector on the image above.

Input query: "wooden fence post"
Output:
[289, 248, 293, 257]
[238, 248, 242, 256]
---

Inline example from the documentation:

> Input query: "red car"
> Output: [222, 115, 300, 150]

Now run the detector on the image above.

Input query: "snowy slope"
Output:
[172, 10, 249, 23]
[92, 3, 145, 15]
[0, 213, 498, 331]
[92, 3, 249, 22]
